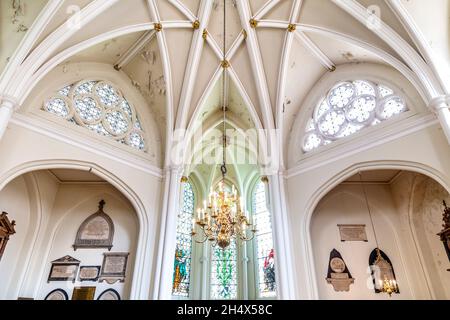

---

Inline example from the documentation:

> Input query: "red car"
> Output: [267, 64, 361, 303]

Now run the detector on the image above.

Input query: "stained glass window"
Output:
[210, 240, 238, 300]
[172, 182, 195, 297]
[302, 80, 408, 153]
[42, 80, 146, 152]
[252, 181, 276, 298]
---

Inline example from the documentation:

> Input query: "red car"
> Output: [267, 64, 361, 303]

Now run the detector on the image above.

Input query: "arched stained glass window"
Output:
[42, 80, 146, 152]
[302, 80, 408, 153]
[172, 182, 195, 297]
[252, 181, 276, 298]
[210, 240, 238, 300]
[210, 182, 238, 300]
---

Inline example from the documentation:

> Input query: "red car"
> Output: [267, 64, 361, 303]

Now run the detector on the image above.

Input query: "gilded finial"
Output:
[221, 60, 230, 69]
[202, 29, 208, 40]
[249, 19, 258, 28]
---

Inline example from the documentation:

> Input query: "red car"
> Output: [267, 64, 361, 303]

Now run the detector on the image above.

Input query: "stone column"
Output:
[0, 96, 18, 140]
[430, 96, 450, 143]
[265, 173, 297, 300]
[155, 166, 183, 299]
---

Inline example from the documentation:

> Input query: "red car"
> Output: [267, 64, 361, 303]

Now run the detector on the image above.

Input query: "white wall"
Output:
[37, 183, 138, 300]
[311, 183, 414, 300]
[286, 122, 450, 299]
[0, 175, 30, 299]
[391, 172, 450, 299]
[0, 169, 140, 300]
[0, 122, 163, 299]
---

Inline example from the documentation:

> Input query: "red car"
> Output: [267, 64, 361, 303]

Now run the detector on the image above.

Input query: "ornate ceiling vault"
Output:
[0, 0, 448, 179]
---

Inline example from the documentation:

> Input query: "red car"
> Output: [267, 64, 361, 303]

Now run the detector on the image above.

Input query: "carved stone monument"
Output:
[326, 249, 355, 292]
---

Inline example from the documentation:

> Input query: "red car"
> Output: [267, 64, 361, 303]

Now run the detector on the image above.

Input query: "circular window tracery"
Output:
[303, 80, 408, 153]
[42, 80, 147, 152]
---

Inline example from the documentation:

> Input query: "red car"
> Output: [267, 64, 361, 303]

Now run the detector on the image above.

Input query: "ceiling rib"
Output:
[236, 0, 275, 133]
[146, 0, 175, 165]
[175, 0, 213, 131]
[275, 0, 304, 169]
[253, 0, 282, 20]
[114, 30, 156, 71]
[226, 30, 246, 60]
[293, 31, 335, 70]
[167, 0, 197, 22]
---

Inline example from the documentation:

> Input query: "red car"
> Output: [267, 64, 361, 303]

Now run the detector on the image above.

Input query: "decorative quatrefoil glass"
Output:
[302, 80, 408, 153]
[43, 80, 146, 152]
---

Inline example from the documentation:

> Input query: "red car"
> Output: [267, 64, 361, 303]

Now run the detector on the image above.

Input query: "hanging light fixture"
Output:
[359, 172, 398, 297]
[191, 0, 257, 249]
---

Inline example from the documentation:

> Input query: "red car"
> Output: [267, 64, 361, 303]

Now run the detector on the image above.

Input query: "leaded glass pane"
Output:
[303, 81, 408, 153]
[44, 98, 69, 117]
[58, 85, 72, 97]
[210, 240, 238, 300]
[87, 123, 111, 137]
[74, 81, 96, 95]
[252, 181, 276, 298]
[104, 111, 129, 135]
[96, 83, 120, 107]
[74, 97, 102, 122]
[43, 80, 147, 152]
[127, 131, 145, 150]
[172, 182, 195, 297]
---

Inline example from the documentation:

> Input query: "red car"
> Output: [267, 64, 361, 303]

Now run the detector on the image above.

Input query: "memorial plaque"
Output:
[99, 252, 129, 284]
[78, 266, 101, 282]
[338, 224, 368, 242]
[45, 289, 68, 300]
[48, 256, 80, 282]
[97, 289, 121, 300]
[326, 249, 355, 292]
[72, 286, 96, 300]
[73, 200, 114, 251]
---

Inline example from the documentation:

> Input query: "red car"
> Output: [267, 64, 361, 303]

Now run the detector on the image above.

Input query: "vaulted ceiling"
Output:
[1, 0, 448, 185]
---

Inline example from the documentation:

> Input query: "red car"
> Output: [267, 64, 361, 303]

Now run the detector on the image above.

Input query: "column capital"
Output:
[429, 95, 450, 112]
[163, 165, 184, 178]
[0, 95, 19, 111]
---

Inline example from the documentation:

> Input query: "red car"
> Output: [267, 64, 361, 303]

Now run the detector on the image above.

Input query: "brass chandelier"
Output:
[359, 172, 398, 297]
[191, 0, 257, 250]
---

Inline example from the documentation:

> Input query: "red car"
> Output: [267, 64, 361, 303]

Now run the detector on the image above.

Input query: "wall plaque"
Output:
[369, 248, 400, 294]
[338, 224, 368, 242]
[326, 249, 355, 292]
[72, 286, 96, 300]
[78, 266, 101, 282]
[48, 256, 80, 282]
[73, 200, 114, 251]
[97, 289, 121, 300]
[0, 212, 16, 261]
[45, 289, 68, 300]
[99, 252, 129, 284]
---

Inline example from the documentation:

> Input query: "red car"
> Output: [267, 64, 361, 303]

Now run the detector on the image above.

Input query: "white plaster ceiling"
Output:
[48, 169, 106, 182]
[345, 170, 402, 183]
[1, 0, 444, 182]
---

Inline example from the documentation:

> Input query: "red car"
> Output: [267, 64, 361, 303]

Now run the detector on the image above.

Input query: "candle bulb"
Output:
[197, 208, 201, 220]
[203, 200, 207, 211]
[192, 218, 196, 231]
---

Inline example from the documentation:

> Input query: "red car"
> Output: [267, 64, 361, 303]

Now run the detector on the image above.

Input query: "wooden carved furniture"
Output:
[438, 201, 450, 271]
[73, 200, 114, 251]
[0, 212, 16, 261]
